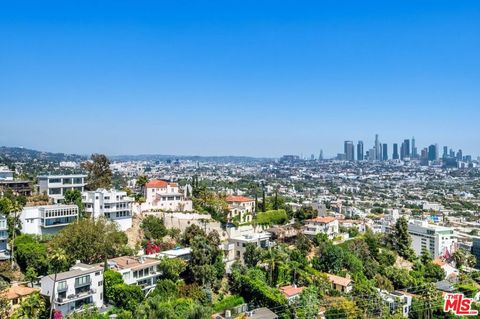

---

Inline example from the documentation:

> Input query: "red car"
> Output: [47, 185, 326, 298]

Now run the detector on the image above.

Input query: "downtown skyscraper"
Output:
[344, 141, 355, 161]
[357, 141, 364, 161]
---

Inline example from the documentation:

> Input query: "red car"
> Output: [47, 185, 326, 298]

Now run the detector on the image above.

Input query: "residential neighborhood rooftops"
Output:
[45, 263, 103, 281]
[327, 274, 353, 287]
[145, 179, 174, 188]
[109, 256, 160, 270]
[279, 285, 305, 298]
[3, 285, 39, 300]
[226, 195, 254, 202]
[306, 216, 337, 224]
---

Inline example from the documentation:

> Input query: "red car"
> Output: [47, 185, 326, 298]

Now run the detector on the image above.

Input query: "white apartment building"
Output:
[142, 180, 192, 212]
[378, 290, 412, 318]
[40, 263, 104, 317]
[226, 195, 255, 224]
[0, 214, 8, 260]
[82, 189, 133, 231]
[408, 220, 456, 258]
[20, 205, 79, 236]
[107, 256, 161, 293]
[303, 216, 339, 238]
[38, 174, 87, 203]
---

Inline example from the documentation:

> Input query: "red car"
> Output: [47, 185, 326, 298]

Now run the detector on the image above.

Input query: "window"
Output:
[49, 188, 62, 195]
[95, 271, 101, 276]
[57, 281, 67, 291]
[75, 275, 90, 286]
[98, 281, 103, 286]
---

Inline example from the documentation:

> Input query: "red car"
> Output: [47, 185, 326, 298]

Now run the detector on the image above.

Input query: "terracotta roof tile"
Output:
[306, 216, 337, 224]
[3, 285, 39, 300]
[226, 195, 254, 203]
[279, 285, 305, 297]
[146, 180, 171, 188]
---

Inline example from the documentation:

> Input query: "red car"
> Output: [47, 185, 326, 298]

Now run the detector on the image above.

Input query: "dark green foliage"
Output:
[81, 153, 113, 190]
[212, 295, 244, 312]
[13, 234, 53, 276]
[387, 217, 415, 261]
[141, 215, 167, 240]
[254, 209, 288, 226]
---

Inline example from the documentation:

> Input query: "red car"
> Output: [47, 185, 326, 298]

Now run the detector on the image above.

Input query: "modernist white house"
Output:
[142, 180, 192, 212]
[82, 189, 133, 231]
[226, 232, 272, 263]
[0, 214, 8, 260]
[19, 205, 79, 236]
[107, 256, 161, 293]
[226, 195, 255, 224]
[303, 216, 339, 238]
[40, 262, 104, 317]
[378, 290, 413, 317]
[38, 174, 87, 203]
[407, 220, 456, 258]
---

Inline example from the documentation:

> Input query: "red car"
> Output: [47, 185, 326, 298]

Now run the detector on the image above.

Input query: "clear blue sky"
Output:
[1, 1, 478, 157]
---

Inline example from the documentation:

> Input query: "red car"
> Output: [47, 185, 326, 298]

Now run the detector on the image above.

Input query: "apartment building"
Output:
[82, 189, 133, 231]
[20, 205, 79, 236]
[303, 216, 339, 238]
[226, 195, 255, 224]
[0, 214, 8, 260]
[40, 263, 104, 317]
[408, 220, 456, 258]
[38, 174, 87, 203]
[0, 166, 13, 181]
[142, 179, 192, 212]
[107, 256, 161, 293]
[378, 290, 412, 317]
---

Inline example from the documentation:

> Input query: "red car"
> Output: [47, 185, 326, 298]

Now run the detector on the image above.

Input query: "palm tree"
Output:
[48, 248, 68, 319]
[137, 175, 149, 194]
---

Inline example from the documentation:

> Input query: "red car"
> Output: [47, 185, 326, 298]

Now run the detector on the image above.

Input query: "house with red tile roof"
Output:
[3, 284, 39, 312]
[142, 179, 192, 212]
[279, 285, 305, 303]
[303, 216, 339, 238]
[226, 195, 255, 224]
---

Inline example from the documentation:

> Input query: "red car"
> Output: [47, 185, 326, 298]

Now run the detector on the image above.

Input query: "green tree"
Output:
[141, 215, 167, 240]
[63, 189, 86, 218]
[81, 154, 113, 190]
[0, 289, 11, 319]
[387, 217, 415, 260]
[49, 218, 130, 264]
[152, 279, 179, 300]
[25, 266, 38, 287]
[110, 284, 144, 313]
[136, 175, 149, 193]
[104, 269, 124, 303]
[158, 257, 187, 282]
[12, 292, 46, 319]
[13, 234, 50, 275]
[243, 243, 262, 268]
[296, 286, 320, 319]
[324, 297, 357, 319]
[188, 231, 224, 291]
[452, 249, 477, 269]
[182, 224, 206, 246]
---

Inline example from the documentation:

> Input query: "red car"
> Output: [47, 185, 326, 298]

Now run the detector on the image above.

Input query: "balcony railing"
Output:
[55, 289, 95, 304]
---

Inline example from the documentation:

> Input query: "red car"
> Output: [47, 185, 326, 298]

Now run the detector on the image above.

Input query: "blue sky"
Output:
[0, 1, 478, 157]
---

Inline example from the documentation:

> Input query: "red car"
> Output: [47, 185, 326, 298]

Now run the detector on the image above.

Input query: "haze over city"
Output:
[1, 1, 479, 157]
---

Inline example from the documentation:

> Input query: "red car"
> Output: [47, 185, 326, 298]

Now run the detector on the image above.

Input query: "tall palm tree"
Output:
[48, 248, 68, 319]
[137, 175, 149, 194]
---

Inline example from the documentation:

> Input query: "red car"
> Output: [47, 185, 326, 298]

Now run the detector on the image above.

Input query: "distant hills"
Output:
[0, 146, 271, 164]
[0, 146, 87, 164]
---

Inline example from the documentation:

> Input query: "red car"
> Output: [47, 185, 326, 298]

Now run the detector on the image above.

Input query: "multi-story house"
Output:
[226, 195, 255, 224]
[40, 263, 104, 317]
[226, 232, 272, 263]
[19, 205, 79, 236]
[0, 214, 9, 260]
[303, 216, 339, 238]
[142, 180, 192, 212]
[38, 174, 87, 203]
[378, 290, 412, 318]
[107, 256, 162, 293]
[408, 220, 456, 258]
[0, 180, 32, 197]
[82, 189, 133, 231]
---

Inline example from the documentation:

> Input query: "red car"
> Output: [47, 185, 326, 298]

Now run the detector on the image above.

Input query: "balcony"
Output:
[55, 289, 95, 304]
